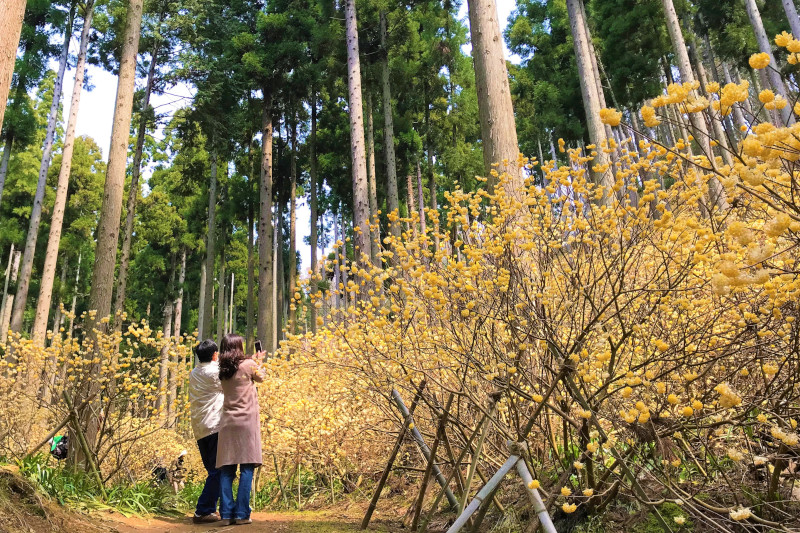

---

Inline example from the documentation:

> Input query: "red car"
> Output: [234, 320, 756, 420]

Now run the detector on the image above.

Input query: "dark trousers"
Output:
[195, 432, 221, 516]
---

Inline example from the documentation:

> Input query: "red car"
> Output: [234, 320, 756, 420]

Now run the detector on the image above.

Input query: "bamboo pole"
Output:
[417, 411, 484, 532]
[459, 406, 494, 514]
[445, 455, 518, 533]
[411, 394, 453, 531]
[362, 381, 427, 529]
[392, 389, 459, 509]
[514, 453, 557, 533]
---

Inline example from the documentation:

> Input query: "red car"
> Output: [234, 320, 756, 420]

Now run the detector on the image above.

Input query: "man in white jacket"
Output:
[190, 339, 224, 523]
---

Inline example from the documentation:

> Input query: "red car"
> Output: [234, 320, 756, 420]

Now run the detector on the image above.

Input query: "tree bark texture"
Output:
[782, 0, 800, 39]
[198, 259, 206, 344]
[0, 246, 20, 345]
[15, 3, 75, 211]
[660, 0, 728, 209]
[365, 94, 380, 268]
[275, 202, 285, 341]
[173, 248, 186, 340]
[87, 0, 144, 324]
[80, 0, 143, 464]
[345, 0, 372, 273]
[156, 259, 176, 418]
[0, 0, 27, 137]
[416, 160, 427, 235]
[216, 234, 226, 342]
[425, 97, 440, 250]
[201, 152, 218, 340]
[17, 2, 95, 341]
[114, 36, 161, 326]
[688, 41, 734, 166]
[257, 98, 275, 353]
[466, 0, 522, 192]
[743, 0, 793, 124]
[566, 0, 613, 196]
[246, 191, 255, 349]
[0, 139, 11, 204]
[380, 12, 401, 239]
[309, 92, 319, 334]
[288, 118, 298, 334]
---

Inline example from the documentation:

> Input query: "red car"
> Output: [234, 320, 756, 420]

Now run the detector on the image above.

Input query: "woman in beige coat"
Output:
[216, 333, 264, 525]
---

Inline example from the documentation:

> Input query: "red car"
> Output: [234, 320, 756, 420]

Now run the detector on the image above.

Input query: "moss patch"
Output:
[631, 502, 693, 532]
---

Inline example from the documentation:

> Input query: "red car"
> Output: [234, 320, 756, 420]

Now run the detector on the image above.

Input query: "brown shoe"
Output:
[192, 513, 221, 524]
[235, 518, 252, 525]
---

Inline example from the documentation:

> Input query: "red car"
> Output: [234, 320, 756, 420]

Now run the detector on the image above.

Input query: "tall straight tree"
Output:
[156, 258, 176, 416]
[19, 3, 76, 210]
[743, 0, 793, 124]
[30, 1, 96, 344]
[89, 0, 144, 323]
[246, 142, 256, 348]
[0, 1, 52, 203]
[467, 0, 521, 193]
[11, 1, 96, 336]
[114, 30, 162, 325]
[257, 98, 274, 352]
[168, 249, 185, 426]
[288, 116, 298, 334]
[365, 94, 379, 267]
[0, 0, 27, 133]
[565, 0, 611, 192]
[380, 11, 400, 238]
[344, 0, 371, 271]
[660, 0, 727, 209]
[79, 0, 144, 461]
[309, 91, 319, 334]
[782, 0, 800, 39]
[200, 151, 217, 340]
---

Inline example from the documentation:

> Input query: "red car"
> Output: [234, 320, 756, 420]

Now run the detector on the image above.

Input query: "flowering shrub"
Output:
[0, 317, 199, 484]
[278, 43, 800, 530]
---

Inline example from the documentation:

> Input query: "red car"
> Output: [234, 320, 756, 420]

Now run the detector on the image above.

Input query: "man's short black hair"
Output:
[195, 339, 218, 363]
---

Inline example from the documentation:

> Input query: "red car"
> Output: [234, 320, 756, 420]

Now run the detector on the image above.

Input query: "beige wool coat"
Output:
[216, 358, 263, 467]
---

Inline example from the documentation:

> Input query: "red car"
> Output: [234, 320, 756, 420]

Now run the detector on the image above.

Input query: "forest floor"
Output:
[0, 464, 412, 533]
[102, 509, 398, 533]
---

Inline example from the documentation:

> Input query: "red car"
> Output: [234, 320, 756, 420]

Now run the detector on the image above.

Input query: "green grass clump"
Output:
[14, 454, 201, 517]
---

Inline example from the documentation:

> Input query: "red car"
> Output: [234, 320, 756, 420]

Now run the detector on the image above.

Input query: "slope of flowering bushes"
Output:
[0, 321, 201, 483]
[279, 49, 800, 530]
[3, 36, 800, 533]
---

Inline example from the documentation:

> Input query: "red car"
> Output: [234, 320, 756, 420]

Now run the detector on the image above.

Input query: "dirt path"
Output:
[102, 510, 398, 533]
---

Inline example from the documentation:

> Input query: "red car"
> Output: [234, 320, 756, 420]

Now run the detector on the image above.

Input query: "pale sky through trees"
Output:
[59, 0, 518, 276]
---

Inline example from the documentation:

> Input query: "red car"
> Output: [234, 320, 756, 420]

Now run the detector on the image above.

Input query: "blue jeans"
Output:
[219, 463, 256, 520]
[195, 433, 221, 516]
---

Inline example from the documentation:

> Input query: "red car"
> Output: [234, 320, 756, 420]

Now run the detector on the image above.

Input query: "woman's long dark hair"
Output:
[218, 333, 246, 381]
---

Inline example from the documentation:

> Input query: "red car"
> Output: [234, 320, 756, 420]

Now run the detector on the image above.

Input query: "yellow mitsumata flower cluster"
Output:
[749, 52, 770, 69]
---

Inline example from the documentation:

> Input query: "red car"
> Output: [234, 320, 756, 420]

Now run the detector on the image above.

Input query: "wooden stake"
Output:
[417, 411, 484, 532]
[411, 394, 453, 531]
[392, 389, 459, 509]
[460, 405, 495, 514]
[63, 391, 106, 500]
[361, 380, 426, 530]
